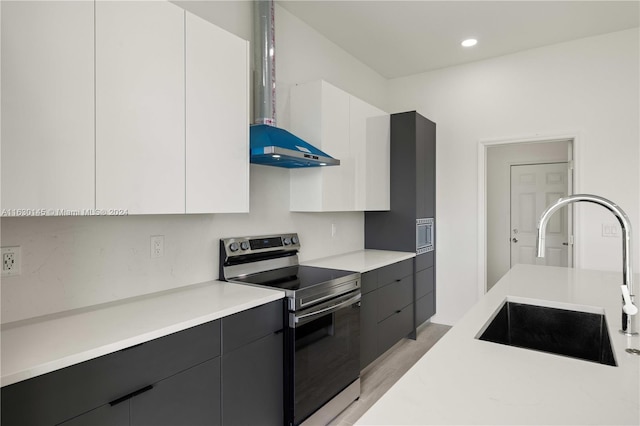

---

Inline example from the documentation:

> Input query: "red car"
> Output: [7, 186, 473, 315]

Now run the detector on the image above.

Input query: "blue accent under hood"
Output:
[250, 124, 340, 168]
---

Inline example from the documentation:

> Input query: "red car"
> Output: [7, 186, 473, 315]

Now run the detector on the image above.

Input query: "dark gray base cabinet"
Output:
[62, 357, 222, 426]
[416, 251, 436, 327]
[360, 259, 414, 371]
[222, 301, 284, 426]
[1, 300, 284, 426]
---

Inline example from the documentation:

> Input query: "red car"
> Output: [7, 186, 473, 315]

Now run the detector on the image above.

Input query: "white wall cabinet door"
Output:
[1, 1, 95, 214]
[290, 80, 352, 212]
[96, 1, 185, 215]
[289, 80, 389, 212]
[185, 12, 249, 213]
[349, 97, 390, 211]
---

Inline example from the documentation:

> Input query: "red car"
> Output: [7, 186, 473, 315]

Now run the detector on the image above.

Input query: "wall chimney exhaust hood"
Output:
[249, 0, 340, 168]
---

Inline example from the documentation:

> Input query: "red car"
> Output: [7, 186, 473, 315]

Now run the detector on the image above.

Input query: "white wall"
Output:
[486, 141, 569, 289]
[0, 2, 388, 324]
[388, 28, 640, 325]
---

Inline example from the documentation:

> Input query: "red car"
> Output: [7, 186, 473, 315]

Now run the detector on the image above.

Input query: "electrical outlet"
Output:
[150, 235, 164, 258]
[2, 246, 21, 277]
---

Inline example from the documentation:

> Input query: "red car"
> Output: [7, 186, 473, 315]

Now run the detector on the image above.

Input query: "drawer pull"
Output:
[396, 310, 402, 314]
[109, 385, 154, 406]
[395, 279, 401, 282]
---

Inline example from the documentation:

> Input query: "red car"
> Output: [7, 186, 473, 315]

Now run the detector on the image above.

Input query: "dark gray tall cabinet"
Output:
[365, 111, 436, 328]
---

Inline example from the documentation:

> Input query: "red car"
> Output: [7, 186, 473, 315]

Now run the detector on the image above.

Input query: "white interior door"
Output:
[510, 163, 570, 267]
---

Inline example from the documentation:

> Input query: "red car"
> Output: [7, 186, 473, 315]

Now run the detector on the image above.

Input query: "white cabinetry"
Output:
[185, 12, 249, 213]
[2, 1, 249, 216]
[96, 1, 185, 215]
[349, 97, 390, 211]
[1, 1, 95, 213]
[289, 81, 389, 212]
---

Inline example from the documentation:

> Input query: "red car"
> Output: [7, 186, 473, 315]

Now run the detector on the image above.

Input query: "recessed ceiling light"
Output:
[461, 38, 478, 47]
[272, 154, 281, 158]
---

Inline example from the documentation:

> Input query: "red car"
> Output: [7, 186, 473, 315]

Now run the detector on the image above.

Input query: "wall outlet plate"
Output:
[2, 246, 21, 277]
[150, 235, 164, 258]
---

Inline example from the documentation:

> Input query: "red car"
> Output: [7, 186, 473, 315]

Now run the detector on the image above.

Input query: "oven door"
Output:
[289, 290, 361, 425]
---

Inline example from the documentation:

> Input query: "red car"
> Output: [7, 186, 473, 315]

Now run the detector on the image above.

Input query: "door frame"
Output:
[477, 132, 581, 296]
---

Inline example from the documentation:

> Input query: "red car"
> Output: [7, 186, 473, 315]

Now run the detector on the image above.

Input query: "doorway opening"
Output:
[478, 135, 578, 294]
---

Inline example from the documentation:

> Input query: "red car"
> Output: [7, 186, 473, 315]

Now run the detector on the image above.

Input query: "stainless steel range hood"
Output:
[250, 0, 339, 168]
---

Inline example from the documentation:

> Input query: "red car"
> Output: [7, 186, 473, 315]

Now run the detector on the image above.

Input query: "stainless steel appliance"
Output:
[416, 218, 434, 254]
[250, 1, 339, 168]
[219, 233, 361, 426]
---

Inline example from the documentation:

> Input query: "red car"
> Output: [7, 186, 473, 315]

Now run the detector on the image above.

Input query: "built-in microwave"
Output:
[416, 218, 434, 254]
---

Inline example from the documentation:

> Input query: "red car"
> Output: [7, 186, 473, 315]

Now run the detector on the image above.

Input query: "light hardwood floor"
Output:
[329, 322, 451, 426]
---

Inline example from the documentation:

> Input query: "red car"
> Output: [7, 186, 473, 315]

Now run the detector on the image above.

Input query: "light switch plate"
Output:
[602, 223, 619, 238]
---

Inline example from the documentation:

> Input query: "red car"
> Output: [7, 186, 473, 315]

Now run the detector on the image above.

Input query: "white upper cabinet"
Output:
[350, 97, 390, 211]
[1, 1, 95, 213]
[289, 81, 390, 212]
[2, 1, 250, 216]
[96, 1, 185, 215]
[185, 12, 249, 213]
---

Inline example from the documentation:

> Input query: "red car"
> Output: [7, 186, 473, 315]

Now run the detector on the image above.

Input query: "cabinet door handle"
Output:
[109, 385, 154, 406]
[396, 310, 402, 314]
[395, 279, 401, 282]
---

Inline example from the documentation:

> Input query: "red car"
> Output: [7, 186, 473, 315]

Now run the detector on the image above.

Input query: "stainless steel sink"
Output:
[477, 299, 617, 366]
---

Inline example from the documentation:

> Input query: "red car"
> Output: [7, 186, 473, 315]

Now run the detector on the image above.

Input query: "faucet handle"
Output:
[621, 285, 638, 315]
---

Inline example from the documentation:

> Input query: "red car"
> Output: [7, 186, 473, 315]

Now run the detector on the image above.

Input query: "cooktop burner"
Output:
[232, 265, 356, 291]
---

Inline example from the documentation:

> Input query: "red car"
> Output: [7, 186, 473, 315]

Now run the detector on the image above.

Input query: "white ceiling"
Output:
[277, 1, 640, 79]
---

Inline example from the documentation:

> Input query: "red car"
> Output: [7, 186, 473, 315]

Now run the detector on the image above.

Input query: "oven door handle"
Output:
[292, 293, 361, 328]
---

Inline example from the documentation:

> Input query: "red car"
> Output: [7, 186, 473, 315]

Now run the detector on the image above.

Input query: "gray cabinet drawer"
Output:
[361, 270, 378, 294]
[222, 300, 284, 354]
[1, 320, 221, 426]
[378, 259, 413, 286]
[131, 357, 221, 426]
[417, 292, 436, 326]
[222, 332, 283, 425]
[378, 304, 413, 355]
[416, 267, 434, 299]
[377, 275, 413, 322]
[360, 291, 378, 370]
[415, 252, 433, 271]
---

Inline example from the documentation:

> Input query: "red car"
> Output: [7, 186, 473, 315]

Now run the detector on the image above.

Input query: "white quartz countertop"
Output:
[301, 249, 415, 273]
[1, 281, 284, 387]
[356, 264, 640, 425]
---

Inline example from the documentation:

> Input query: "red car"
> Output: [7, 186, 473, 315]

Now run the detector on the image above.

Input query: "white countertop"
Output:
[0, 249, 411, 389]
[301, 249, 415, 273]
[356, 264, 640, 425]
[1, 280, 284, 387]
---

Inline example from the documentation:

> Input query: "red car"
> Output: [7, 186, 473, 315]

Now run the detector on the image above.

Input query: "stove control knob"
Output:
[283, 237, 291, 245]
[229, 242, 239, 252]
[240, 241, 250, 251]
[292, 236, 299, 245]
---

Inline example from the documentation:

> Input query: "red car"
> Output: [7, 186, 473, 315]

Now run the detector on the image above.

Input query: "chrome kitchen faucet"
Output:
[536, 194, 638, 336]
